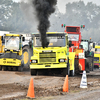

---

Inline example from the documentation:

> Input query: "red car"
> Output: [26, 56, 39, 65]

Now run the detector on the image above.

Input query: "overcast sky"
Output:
[14, 0, 100, 13]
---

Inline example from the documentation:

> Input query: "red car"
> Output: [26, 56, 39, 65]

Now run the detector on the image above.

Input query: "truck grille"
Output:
[39, 52, 56, 63]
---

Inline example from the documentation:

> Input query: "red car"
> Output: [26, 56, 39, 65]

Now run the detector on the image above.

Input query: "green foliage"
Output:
[0, 0, 32, 32]
[49, 1, 100, 42]
[0, 0, 100, 43]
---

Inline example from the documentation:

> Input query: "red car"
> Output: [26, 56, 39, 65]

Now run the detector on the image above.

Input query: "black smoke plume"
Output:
[32, 0, 57, 48]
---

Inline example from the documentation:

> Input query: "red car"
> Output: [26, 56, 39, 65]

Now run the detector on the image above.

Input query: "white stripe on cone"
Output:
[80, 71, 87, 88]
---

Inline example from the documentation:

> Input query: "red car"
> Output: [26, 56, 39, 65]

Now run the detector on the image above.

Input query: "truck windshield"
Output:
[81, 41, 88, 51]
[68, 34, 79, 41]
[5, 36, 19, 50]
[34, 36, 66, 47]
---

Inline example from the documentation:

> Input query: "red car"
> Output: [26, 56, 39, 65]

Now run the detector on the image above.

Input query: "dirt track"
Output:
[0, 70, 100, 100]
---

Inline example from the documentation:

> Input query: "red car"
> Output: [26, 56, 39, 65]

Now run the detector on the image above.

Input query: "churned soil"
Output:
[0, 70, 100, 100]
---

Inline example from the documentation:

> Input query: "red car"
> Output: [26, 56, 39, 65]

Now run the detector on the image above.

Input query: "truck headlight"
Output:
[59, 59, 65, 62]
[31, 60, 38, 63]
[4, 48, 7, 51]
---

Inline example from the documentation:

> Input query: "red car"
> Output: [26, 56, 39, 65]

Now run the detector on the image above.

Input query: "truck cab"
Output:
[64, 26, 85, 75]
[94, 45, 100, 68]
[30, 32, 71, 76]
[0, 34, 25, 71]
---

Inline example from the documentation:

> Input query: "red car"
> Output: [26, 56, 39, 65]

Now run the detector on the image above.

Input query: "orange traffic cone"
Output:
[26, 78, 35, 98]
[63, 75, 68, 92]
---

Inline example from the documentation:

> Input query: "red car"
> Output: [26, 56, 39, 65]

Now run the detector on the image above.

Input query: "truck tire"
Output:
[89, 57, 94, 71]
[62, 60, 70, 76]
[18, 66, 23, 72]
[8, 67, 11, 71]
[75, 59, 79, 74]
[13, 67, 17, 71]
[0, 66, 2, 70]
[70, 64, 75, 77]
[89, 51, 94, 71]
[91, 56, 94, 71]
[85, 58, 90, 73]
[2, 66, 7, 71]
[31, 69, 37, 75]
[18, 60, 24, 72]
[22, 46, 32, 68]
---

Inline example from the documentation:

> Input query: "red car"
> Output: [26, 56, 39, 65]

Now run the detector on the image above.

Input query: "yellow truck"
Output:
[94, 45, 100, 68]
[0, 36, 5, 70]
[0, 34, 25, 71]
[30, 32, 75, 76]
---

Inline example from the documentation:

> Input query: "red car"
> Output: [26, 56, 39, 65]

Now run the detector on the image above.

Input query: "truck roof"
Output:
[95, 45, 100, 48]
[5, 34, 22, 37]
[33, 32, 67, 37]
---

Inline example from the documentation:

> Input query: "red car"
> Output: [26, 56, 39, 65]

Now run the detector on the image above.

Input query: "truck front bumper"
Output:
[0, 58, 21, 66]
[30, 63, 67, 69]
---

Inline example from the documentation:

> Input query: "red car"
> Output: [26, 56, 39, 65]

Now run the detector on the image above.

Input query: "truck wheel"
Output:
[13, 67, 17, 71]
[22, 46, 32, 68]
[0, 66, 2, 70]
[91, 58, 94, 71]
[85, 58, 90, 73]
[31, 69, 37, 75]
[2, 66, 7, 71]
[70, 65, 75, 77]
[75, 59, 79, 74]
[62, 61, 70, 76]
[18, 66, 23, 72]
[18, 61, 24, 72]
[8, 67, 11, 71]
[88, 57, 94, 71]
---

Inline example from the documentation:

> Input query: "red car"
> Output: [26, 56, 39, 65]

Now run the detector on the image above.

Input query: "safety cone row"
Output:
[26, 78, 35, 98]
[63, 75, 68, 92]
[26, 71, 87, 98]
[80, 70, 87, 88]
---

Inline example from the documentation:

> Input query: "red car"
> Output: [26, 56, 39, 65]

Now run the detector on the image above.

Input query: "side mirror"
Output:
[22, 37, 25, 41]
[93, 43, 95, 48]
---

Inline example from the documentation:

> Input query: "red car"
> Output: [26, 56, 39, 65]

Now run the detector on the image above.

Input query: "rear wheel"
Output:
[18, 61, 24, 72]
[2, 66, 7, 71]
[31, 69, 37, 75]
[22, 46, 32, 68]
